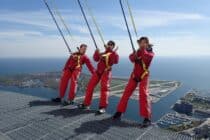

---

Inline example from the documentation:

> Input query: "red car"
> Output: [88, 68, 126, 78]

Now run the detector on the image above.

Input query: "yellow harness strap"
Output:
[102, 52, 112, 71]
[140, 60, 149, 79]
[75, 55, 81, 68]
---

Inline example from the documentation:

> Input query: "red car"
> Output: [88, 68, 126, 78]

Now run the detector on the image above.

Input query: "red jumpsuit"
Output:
[83, 48, 119, 108]
[59, 52, 95, 100]
[117, 47, 154, 119]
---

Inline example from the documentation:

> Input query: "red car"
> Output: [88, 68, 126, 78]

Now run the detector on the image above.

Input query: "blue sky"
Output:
[0, 0, 210, 58]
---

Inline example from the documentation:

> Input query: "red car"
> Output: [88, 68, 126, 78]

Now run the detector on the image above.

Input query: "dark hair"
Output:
[137, 36, 153, 47]
[138, 37, 149, 43]
[80, 44, 87, 48]
[107, 40, 115, 46]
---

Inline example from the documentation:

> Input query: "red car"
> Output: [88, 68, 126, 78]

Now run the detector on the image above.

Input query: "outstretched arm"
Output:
[112, 52, 119, 64]
[93, 49, 100, 62]
[129, 51, 138, 63]
[84, 56, 95, 74]
[140, 47, 154, 67]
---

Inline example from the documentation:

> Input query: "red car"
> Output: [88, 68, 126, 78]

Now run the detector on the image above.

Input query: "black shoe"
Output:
[69, 100, 74, 105]
[77, 104, 90, 110]
[112, 112, 122, 120]
[51, 97, 61, 102]
[96, 108, 106, 115]
[141, 118, 152, 127]
[62, 100, 74, 106]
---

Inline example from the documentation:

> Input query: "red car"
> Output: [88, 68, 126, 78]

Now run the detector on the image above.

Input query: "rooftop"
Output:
[0, 91, 193, 140]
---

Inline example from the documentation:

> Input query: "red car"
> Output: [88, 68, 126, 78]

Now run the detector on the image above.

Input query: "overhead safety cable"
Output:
[119, 0, 136, 52]
[50, 0, 75, 41]
[84, 0, 106, 47]
[77, 0, 98, 49]
[43, 0, 72, 53]
[125, 0, 138, 38]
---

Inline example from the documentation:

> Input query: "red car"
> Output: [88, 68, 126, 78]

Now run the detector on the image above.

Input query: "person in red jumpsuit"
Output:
[78, 40, 119, 114]
[113, 37, 154, 127]
[52, 44, 95, 105]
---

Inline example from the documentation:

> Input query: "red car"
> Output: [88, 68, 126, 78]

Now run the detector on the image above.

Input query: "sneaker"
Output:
[112, 112, 122, 120]
[62, 100, 74, 106]
[77, 104, 90, 110]
[51, 97, 61, 102]
[96, 108, 106, 115]
[141, 118, 152, 127]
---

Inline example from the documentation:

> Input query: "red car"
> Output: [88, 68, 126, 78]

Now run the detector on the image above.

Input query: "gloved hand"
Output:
[95, 48, 100, 53]
[134, 55, 141, 64]
[114, 46, 119, 52]
[104, 44, 108, 49]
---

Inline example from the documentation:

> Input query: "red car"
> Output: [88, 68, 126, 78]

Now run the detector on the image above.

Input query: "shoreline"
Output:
[0, 71, 181, 103]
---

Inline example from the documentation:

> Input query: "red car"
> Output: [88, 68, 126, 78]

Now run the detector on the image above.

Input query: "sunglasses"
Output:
[107, 43, 114, 46]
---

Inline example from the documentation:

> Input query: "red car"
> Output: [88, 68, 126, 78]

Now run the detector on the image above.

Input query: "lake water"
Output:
[0, 57, 210, 122]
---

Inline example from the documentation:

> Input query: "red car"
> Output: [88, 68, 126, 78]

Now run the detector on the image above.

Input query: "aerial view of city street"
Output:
[158, 90, 210, 138]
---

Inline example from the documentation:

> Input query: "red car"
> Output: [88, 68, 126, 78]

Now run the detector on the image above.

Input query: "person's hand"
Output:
[114, 46, 119, 52]
[96, 48, 100, 52]
[133, 50, 137, 57]
[134, 56, 141, 63]
[132, 49, 136, 55]
[77, 47, 80, 51]
[104, 44, 108, 49]
[133, 52, 140, 62]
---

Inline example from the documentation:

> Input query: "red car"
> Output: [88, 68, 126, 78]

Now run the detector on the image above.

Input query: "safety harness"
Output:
[75, 55, 81, 69]
[132, 59, 149, 82]
[102, 52, 112, 71]
[140, 60, 149, 80]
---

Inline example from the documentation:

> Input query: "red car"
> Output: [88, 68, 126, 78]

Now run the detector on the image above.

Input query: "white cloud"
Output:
[0, 10, 54, 29]
[0, 9, 209, 58]
[136, 10, 207, 28]
[98, 10, 208, 30]
[0, 30, 43, 37]
[1, 30, 210, 58]
[0, 31, 101, 58]
[0, 9, 207, 32]
[0, 10, 88, 34]
[152, 35, 210, 56]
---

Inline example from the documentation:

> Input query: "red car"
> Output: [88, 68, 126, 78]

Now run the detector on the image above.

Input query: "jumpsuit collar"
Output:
[105, 47, 113, 53]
